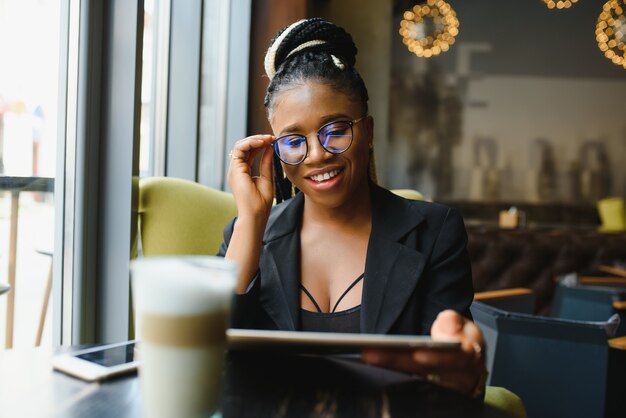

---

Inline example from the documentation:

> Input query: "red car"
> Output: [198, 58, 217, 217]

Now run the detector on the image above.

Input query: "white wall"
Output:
[454, 75, 626, 201]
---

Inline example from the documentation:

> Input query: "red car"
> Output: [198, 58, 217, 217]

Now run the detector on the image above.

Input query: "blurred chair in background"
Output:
[471, 300, 624, 418]
[474, 287, 535, 314]
[597, 197, 626, 232]
[137, 177, 237, 256]
[551, 273, 626, 336]
[35, 249, 53, 346]
[391, 189, 425, 201]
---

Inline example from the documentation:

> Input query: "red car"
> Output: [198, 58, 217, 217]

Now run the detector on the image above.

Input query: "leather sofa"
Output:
[467, 226, 626, 315]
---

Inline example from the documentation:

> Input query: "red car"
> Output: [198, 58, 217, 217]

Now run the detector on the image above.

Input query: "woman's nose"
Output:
[306, 134, 332, 163]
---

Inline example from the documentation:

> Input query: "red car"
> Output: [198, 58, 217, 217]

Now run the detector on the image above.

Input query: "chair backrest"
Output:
[390, 189, 425, 201]
[136, 183, 420, 255]
[597, 197, 626, 232]
[471, 301, 619, 418]
[552, 281, 626, 336]
[138, 177, 237, 256]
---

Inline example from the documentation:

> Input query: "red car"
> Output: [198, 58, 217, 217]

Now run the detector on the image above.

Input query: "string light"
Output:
[399, 0, 459, 58]
[543, 0, 579, 10]
[596, 0, 626, 69]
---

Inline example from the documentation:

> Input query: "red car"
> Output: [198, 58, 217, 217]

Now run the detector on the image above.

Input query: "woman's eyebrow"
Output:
[278, 123, 302, 136]
[320, 113, 352, 124]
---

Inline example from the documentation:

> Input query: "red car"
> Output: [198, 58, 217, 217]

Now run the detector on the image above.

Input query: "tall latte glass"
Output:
[131, 256, 237, 418]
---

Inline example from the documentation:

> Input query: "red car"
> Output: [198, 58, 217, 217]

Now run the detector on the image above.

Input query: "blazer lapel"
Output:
[258, 194, 304, 331]
[362, 185, 426, 334]
[257, 186, 426, 334]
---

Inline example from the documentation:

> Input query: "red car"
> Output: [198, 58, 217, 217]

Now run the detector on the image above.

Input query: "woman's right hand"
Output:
[227, 135, 275, 221]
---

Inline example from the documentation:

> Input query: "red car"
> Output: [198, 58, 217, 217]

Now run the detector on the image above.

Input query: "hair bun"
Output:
[264, 18, 357, 80]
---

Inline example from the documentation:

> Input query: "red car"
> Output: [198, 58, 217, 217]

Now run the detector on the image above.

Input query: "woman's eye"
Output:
[285, 137, 305, 147]
[324, 124, 349, 136]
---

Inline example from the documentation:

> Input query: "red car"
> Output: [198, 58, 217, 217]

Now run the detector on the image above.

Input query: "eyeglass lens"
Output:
[273, 121, 353, 165]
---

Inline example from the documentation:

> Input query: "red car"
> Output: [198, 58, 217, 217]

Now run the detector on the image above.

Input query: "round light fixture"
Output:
[596, 0, 626, 69]
[399, 0, 459, 58]
[543, 0, 579, 10]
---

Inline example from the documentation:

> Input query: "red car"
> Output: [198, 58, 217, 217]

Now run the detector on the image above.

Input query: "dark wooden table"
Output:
[0, 347, 513, 418]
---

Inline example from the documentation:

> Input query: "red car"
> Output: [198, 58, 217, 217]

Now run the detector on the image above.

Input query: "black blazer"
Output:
[218, 184, 473, 335]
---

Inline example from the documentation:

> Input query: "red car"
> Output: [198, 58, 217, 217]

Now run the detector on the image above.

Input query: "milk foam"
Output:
[132, 256, 238, 316]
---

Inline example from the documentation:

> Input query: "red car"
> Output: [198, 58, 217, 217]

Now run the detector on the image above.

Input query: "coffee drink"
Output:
[131, 256, 237, 418]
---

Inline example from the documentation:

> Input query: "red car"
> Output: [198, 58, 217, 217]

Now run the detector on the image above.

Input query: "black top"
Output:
[300, 306, 361, 333]
[299, 273, 364, 333]
[221, 183, 474, 335]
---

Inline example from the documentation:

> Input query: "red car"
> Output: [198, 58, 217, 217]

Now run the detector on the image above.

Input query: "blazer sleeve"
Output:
[217, 218, 271, 329]
[419, 207, 474, 332]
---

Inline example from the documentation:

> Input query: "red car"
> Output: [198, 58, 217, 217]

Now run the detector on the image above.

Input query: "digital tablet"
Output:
[226, 329, 460, 353]
[52, 340, 138, 382]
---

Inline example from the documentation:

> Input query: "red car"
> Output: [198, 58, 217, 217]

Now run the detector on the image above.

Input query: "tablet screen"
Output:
[75, 342, 136, 367]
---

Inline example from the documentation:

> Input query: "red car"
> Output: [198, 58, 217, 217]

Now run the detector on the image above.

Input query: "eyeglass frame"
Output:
[271, 116, 369, 165]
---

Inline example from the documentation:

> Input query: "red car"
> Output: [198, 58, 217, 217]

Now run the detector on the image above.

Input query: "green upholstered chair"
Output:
[138, 176, 237, 256]
[136, 178, 526, 418]
[391, 188, 425, 201]
[597, 197, 626, 232]
[485, 387, 526, 418]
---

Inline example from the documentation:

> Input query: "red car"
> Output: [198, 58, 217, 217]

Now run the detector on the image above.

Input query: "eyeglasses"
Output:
[272, 116, 368, 165]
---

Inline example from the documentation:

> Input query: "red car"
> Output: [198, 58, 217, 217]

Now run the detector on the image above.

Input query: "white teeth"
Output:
[310, 169, 339, 182]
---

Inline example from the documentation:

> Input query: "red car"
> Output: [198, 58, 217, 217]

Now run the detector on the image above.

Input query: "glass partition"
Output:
[0, 0, 61, 348]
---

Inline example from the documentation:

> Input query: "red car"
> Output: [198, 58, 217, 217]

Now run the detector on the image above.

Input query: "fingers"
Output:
[258, 142, 274, 181]
[253, 146, 275, 204]
[361, 346, 475, 375]
[459, 320, 484, 354]
[230, 135, 274, 167]
[361, 311, 487, 396]
[431, 310, 484, 356]
[430, 310, 463, 340]
[227, 135, 276, 217]
[361, 347, 482, 394]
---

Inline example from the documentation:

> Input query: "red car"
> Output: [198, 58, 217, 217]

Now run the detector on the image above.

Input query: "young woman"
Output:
[219, 18, 486, 398]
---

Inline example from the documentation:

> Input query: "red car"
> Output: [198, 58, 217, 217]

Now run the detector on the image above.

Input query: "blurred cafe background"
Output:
[1, 1, 626, 416]
[0, 0, 625, 413]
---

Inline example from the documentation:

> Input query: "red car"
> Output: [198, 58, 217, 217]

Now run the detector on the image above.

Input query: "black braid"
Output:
[265, 18, 370, 203]
[273, 154, 292, 203]
[271, 18, 357, 71]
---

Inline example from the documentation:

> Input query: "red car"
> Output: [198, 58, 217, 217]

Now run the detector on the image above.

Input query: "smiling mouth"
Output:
[308, 168, 342, 183]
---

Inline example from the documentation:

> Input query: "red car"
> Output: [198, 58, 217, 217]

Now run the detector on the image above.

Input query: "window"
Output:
[0, 0, 62, 348]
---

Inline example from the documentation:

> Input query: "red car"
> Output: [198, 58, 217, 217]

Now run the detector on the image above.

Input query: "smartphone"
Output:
[51, 340, 138, 382]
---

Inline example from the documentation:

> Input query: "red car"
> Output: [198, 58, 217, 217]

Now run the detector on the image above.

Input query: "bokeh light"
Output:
[596, 0, 626, 69]
[399, 0, 459, 58]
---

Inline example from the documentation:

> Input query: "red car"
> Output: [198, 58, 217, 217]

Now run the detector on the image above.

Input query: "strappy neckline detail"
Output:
[300, 273, 365, 314]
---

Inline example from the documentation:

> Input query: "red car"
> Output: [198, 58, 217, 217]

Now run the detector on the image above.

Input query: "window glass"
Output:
[198, 0, 230, 188]
[140, 0, 156, 178]
[0, 0, 61, 348]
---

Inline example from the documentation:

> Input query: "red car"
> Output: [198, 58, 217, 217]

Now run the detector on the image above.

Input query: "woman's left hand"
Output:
[361, 310, 487, 397]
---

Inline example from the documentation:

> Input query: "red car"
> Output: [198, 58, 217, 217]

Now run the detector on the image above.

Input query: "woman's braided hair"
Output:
[263, 18, 376, 203]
